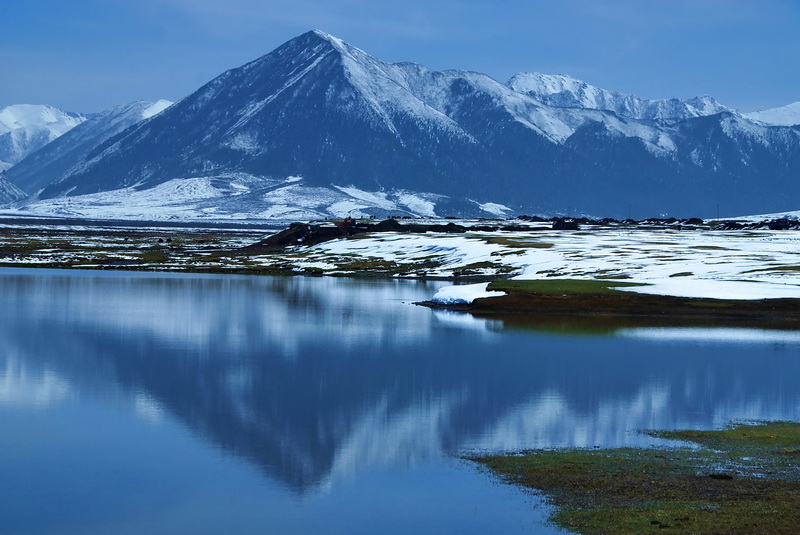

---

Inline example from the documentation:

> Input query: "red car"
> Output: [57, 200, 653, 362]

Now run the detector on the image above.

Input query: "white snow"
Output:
[396, 192, 437, 217]
[476, 201, 513, 217]
[430, 282, 505, 304]
[141, 99, 173, 119]
[745, 101, 800, 126]
[283, 225, 800, 301]
[333, 186, 395, 210]
[5, 175, 457, 221]
[615, 279, 800, 300]
[507, 72, 731, 121]
[0, 104, 84, 134]
[0, 104, 86, 167]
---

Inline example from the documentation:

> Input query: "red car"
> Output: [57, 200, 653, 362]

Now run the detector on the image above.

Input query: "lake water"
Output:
[2, 268, 800, 534]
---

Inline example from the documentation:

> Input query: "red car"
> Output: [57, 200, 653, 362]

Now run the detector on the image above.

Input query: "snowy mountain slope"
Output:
[0, 104, 86, 169]
[4, 174, 495, 221]
[0, 172, 27, 203]
[507, 72, 731, 122]
[10, 30, 800, 220]
[745, 102, 800, 126]
[6, 100, 172, 195]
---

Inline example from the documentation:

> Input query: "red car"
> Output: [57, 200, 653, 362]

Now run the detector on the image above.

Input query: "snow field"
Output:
[287, 227, 800, 302]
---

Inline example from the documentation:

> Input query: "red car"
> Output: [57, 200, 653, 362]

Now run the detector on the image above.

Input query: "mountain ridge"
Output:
[506, 72, 731, 122]
[745, 101, 800, 126]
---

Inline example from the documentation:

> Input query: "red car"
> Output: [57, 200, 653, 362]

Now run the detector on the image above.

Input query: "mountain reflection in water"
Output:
[1, 268, 799, 495]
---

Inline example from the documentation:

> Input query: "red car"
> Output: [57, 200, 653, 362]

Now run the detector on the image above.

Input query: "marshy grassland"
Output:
[471, 421, 800, 535]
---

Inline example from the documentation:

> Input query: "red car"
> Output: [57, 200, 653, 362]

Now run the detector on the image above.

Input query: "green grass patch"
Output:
[487, 278, 645, 295]
[333, 258, 406, 273]
[482, 236, 554, 248]
[453, 261, 515, 276]
[139, 249, 170, 264]
[690, 245, 734, 250]
[743, 265, 800, 274]
[470, 421, 800, 535]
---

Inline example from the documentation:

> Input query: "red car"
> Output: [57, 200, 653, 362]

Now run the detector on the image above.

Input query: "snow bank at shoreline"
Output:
[614, 278, 800, 300]
[430, 282, 505, 304]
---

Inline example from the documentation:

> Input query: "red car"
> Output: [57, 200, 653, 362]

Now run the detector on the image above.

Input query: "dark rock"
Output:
[552, 218, 579, 230]
[708, 473, 733, 480]
[244, 222, 344, 250]
[768, 218, 792, 230]
[442, 222, 467, 233]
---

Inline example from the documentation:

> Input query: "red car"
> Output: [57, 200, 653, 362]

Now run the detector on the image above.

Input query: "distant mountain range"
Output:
[0, 104, 86, 171]
[8, 100, 172, 195]
[2, 30, 799, 220]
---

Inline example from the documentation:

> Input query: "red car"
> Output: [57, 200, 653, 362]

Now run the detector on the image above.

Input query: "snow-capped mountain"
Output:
[507, 72, 731, 122]
[6, 100, 172, 195]
[745, 102, 800, 126]
[8, 30, 800, 220]
[0, 104, 86, 171]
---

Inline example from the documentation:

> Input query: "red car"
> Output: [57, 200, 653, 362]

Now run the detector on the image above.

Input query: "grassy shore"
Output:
[470, 421, 800, 535]
[445, 279, 800, 330]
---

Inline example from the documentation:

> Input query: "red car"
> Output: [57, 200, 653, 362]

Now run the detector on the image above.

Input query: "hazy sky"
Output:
[3, 0, 799, 114]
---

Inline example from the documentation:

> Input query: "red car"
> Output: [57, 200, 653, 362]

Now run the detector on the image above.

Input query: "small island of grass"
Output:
[435, 279, 800, 330]
[470, 421, 800, 535]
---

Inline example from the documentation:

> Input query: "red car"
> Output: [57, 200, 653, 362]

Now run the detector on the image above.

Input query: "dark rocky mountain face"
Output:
[17, 30, 800, 219]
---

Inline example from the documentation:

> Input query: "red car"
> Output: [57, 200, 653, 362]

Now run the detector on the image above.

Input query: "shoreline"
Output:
[3, 217, 800, 328]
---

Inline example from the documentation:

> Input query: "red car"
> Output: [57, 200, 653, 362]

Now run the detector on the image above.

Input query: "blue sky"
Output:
[3, 0, 799, 114]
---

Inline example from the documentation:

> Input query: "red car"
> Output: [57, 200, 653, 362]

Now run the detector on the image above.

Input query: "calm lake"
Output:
[2, 268, 800, 534]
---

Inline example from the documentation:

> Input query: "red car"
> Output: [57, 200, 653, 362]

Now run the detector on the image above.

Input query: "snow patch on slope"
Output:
[5, 176, 467, 221]
[474, 201, 513, 217]
[141, 100, 173, 119]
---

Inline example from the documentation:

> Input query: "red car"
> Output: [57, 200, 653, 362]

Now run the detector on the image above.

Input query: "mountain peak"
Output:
[0, 104, 84, 135]
[0, 104, 86, 169]
[309, 29, 343, 45]
[277, 29, 352, 57]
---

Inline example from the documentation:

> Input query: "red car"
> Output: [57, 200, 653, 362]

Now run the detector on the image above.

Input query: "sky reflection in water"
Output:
[1, 268, 799, 534]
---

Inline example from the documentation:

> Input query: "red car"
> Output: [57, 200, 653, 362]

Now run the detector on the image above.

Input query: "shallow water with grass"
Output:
[2, 268, 800, 534]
